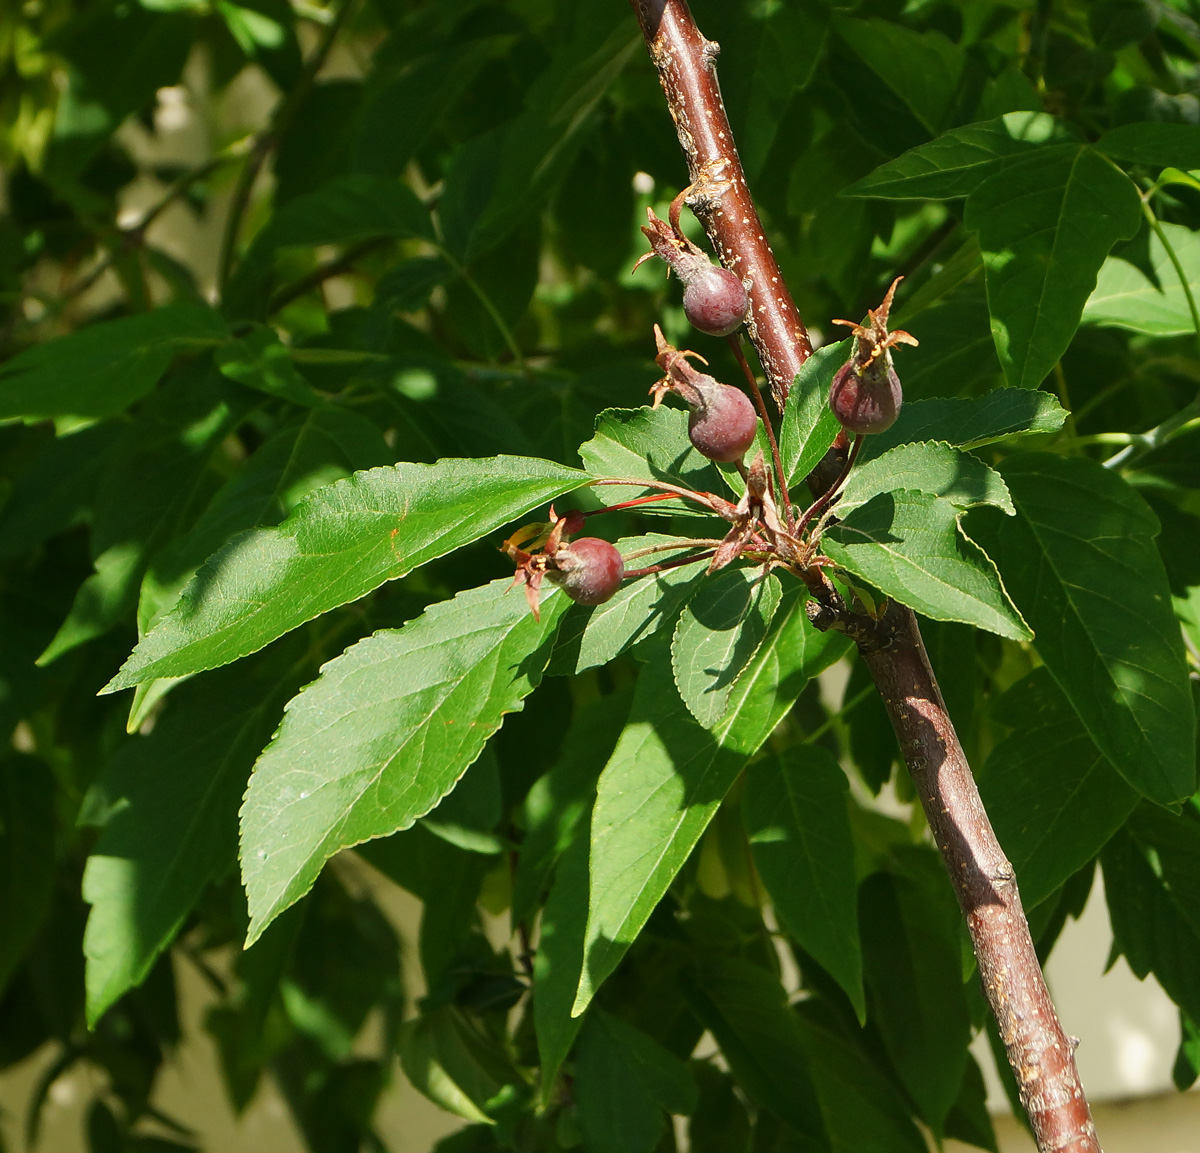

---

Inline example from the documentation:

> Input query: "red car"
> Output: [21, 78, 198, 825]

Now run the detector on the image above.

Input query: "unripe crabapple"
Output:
[547, 537, 625, 605]
[828, 360, 903, 435]
[685, 377, 759, 462]
[682, 265, 749, 337]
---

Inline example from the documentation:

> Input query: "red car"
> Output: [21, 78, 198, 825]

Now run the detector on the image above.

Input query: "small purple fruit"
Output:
[548, 537, 625, 606]
[686, 378, 759, 462]
[682, 265, 749, 337]
[828, 360, 902, 435]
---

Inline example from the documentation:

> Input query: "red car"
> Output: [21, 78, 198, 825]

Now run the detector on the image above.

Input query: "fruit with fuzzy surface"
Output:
[548, 538, 624, 605]
[828, 360, 902, 435]
[685, 378, 758, 462]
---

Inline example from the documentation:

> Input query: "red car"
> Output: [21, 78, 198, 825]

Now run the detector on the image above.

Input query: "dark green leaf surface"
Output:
[573, 595, 848, 1016]
[860, 389, 1068, 461]
[240, 579, 567, 945]
[1084, 221, 1200, 336]
[0, 756, 56, 995]
[672, 569, 781, 728]
[838, 441, 1013, 516]
[846, 113, 1075, 200]
[215, 326, 324, 407]
[1098, 123, 1200, 170]
[744, 748, 864, 1020]
[793, 1003, 930, 1153]
[104, 455, 588, 690]
[823, 490, 1031, 639]
[579, 407, 724, 514]
[860, 852, 971, 1134]
[834, 15, 963, 134]
[779, 340, 847, 487]
[965, 147, 1142, 389]
[575, 1011, 697, 1153]
[683, 956, 825, 1136]
[82, 642, 307, 1025]
[979, 668, 1137, 909]
[971, 454, 1196, 804]
[0, 307, 227, 423]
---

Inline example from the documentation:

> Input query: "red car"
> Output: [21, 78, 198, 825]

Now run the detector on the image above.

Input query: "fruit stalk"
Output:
[631, 3, 1101, 1149]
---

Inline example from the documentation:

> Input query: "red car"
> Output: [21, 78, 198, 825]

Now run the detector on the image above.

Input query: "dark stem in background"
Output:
[630, 3, 1102, 1150]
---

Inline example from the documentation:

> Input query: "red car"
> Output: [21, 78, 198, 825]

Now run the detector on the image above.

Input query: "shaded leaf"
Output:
[0, 307, 227, 423]
[215, 326, 324, 407]
[969, 454, 1196, 804]
[979, 668, 1137, 909]
[744, 748, 863, 1020]
[103, 455, 588, 690]
[1098, 122, 1200, 170]
[965, 147, 1141, 389]
[672, 569, 781, 728]
[239, 579, 567, 945]
[82, 641, 308, 1025]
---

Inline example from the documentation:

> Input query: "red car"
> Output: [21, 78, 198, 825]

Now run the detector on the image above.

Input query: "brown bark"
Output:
[631, 3, 1101, 1150]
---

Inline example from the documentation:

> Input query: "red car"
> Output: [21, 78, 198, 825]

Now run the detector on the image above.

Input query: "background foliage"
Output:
[1, 0, 1199, 1151]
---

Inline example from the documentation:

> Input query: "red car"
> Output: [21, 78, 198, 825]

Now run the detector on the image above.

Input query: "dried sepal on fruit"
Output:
[501, 507, 622, 618]
[651, 326, 758, 464]
[634, 198, 749, 337]
[828, 276, 918, 435]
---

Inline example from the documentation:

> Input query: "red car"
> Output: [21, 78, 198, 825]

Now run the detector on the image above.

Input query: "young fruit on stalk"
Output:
[501, 508, 624, 618]
[636, 207, 749, 337]
[651, 326, 758, 463]
[828, 276, 918, 435]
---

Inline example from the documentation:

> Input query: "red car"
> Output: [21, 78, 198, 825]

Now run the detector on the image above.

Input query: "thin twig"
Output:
[624, 549, 716, 579]
[632, 4, 1101, 1149]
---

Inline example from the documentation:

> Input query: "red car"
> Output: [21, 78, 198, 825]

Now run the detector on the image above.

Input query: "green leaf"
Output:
[845, 114, 1075, 200]
[1084, 220, 1200, 336]
[103, 455, 588, 691]
[0, 755, 56, 995]
[419, 749, 504, 856]
[573, 592, 849, 1016]
[215, 326, 324, 407]
[512, 689, 630, 928]
[1102, 824, 1200, 1023]
[779, 341, 847, 488]
[81, 641, 307, 1026]
[1126, 804, 1200, 941]
[860, 389, 1068, 460]
[547, 534, 706, 676]
[681, 956, 825, 1136]
[792, 1002, 930, 1153]
[533, 804, 591, 1100]
[969, 454, 1196, 804]
[979, 668, 1138, 909]
[137, 404, 391, 640]
[833, 15, 964, 135]
[0, 306, 227, 423]
[398, 1006, 516, 1124]
[965, 146, 1142, 389]
[439, 11, 639, 259]
[859, 850, 971, 1134]
[838, 441, 1013, 516]
[672, 569, 782, 728]
[239, 578, 567, 946]
[575, 1011, 697, 1153]
[822, 489, 1031, 639]
[744, 748, 864, 1021]
[579, 407, 724, 515]
[1098, 122, 1200, 170]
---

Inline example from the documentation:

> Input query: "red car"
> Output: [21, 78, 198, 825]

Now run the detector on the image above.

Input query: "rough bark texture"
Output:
[631, 2, 1102, 1150]
[633, 0, 811, 411]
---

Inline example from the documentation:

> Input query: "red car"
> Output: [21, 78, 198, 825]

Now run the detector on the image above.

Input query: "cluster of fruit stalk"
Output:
[504, 188, 914, 632]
